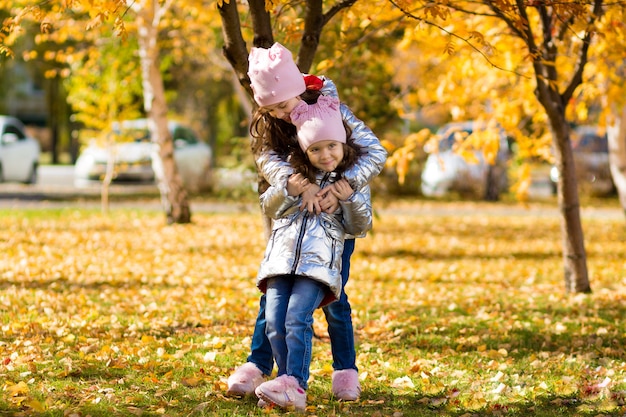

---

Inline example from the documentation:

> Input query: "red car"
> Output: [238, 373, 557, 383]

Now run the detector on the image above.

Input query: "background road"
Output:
[0, 165, 256, 200]
[0, 165, 622, 221]
[0, 165, 159, 201]
[0, 165, 258, 212]
[5, 165, 556, 197]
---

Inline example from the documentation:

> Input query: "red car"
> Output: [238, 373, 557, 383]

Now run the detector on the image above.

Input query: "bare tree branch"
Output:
[562, 0, 604, 104]
[298, 0, 358, 72]
[218, 0, 253, 99]
[298, 0, 324, 72]
[322, 0, 358, 26]
[248, 0, 273, 47]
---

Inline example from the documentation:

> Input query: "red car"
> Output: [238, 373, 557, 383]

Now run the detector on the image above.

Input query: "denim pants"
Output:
[247, 239, 357, 376]
[265, 275, 326, 389]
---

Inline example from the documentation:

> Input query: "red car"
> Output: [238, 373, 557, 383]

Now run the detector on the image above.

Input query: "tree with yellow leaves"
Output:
[388, 0, 626, 293]
[1, 0, 228, 224]
[4, 0, 625, 295]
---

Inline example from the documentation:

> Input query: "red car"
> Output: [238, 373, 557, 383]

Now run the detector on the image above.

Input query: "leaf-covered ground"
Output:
[1, 200, 625, 416]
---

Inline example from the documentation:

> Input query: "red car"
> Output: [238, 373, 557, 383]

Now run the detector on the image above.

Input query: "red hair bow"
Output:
[304, 74, 324, 91]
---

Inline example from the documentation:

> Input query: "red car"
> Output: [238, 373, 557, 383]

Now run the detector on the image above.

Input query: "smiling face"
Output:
[261, 96, 303, 122]
[305, 140, 345, 173]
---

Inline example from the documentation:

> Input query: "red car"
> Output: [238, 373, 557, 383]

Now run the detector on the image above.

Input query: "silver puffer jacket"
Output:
[256, 171, 372, 306]
[255, 76, 388, 238]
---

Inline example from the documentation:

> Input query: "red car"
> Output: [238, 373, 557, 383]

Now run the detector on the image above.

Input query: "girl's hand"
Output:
[300, 181, 322, 213]
[329, 179, 354, 202]
[317, 186, 340, 213]
[287, 173, 310, 196]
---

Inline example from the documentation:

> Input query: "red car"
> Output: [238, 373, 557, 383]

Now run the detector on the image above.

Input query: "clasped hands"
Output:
[287, 173, 354, 214]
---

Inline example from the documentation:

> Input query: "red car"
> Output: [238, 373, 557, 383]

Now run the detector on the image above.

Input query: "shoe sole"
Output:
[225, 390, 250, 397]
[226, 384, 255, 397]
[334, 394, 360, 401]
[256, 389, 303, 412]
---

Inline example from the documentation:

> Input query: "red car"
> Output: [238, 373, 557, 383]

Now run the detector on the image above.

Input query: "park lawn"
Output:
[0, 200, 625, 416]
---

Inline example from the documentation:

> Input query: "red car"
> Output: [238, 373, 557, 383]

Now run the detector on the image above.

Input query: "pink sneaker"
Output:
[332, 369, 361, 401]
[226, 362, 265, 396]
[255, 374, 307, 411]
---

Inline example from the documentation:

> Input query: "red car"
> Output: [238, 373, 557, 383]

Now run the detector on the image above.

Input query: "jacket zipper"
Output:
[291, 211, 308, 274]
[291, 172, 333, 274]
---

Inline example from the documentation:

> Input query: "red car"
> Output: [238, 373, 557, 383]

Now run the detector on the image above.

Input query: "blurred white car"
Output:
[549, 125, 615, 196]
[421, 121, 511, 201]
[74, 119, 213, 191]
[0, 115, 41, 184]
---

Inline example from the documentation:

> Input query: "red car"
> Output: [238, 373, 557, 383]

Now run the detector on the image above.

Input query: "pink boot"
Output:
[226, 362, 265, 396]
[255, 374, 307, 411]
[332, 369, 361, 401]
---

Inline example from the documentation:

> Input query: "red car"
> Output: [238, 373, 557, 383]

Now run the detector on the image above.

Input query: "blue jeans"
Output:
[265, 275, 326, 389]
[247, 238, 357, 375]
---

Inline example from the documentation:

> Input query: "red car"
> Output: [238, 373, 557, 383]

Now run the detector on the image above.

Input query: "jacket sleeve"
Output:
[339, 185, 372, 236]
[256, 150, 294, 187]
[321, 76, 388, 190]
[259, 184, 300, 219]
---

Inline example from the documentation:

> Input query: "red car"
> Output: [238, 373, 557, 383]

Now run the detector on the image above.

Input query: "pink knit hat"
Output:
[291, 95, 346, 152]
[248, 43, 306, 107]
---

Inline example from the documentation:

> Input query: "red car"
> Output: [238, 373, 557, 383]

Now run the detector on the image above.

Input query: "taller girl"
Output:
[227, 42, 387, 403]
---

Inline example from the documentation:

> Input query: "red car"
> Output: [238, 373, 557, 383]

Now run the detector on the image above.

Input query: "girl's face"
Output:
[305, 140, 345, 173]
[262, 97, 302, 122]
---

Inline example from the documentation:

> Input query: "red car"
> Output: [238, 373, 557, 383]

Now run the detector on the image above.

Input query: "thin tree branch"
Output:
[562, 0, 604, 103]
[321, 0, 358, 26]
[389, 0, 529, 78]
[485, 1, 527, 40]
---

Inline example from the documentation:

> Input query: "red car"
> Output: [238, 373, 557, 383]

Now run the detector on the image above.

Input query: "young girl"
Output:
[227, 42, 387, 402]
[254, 96, 372, 411]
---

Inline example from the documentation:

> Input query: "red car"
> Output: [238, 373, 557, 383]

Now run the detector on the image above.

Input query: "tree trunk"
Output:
[219, 0, 277, 237]
[547, 113, 591, 293]
[136, 0, 191, 224]
[536, 62, 591, 292]
[518, 1, 596, 294]
[533, 54, 591, 293]
[607, 106, 626, 218]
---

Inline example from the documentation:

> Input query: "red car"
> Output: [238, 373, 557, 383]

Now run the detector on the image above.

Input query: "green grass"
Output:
[0, 200, 625, 416]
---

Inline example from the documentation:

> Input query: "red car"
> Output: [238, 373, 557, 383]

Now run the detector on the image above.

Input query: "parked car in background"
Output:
[74, 119, 213, 192]
[0, 115, 41, 184]
[549, 125, 615, 196]
[421, 121, 511, 201]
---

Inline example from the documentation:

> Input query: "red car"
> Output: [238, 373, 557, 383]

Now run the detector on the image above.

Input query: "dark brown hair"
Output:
[289, 127, 363, 182]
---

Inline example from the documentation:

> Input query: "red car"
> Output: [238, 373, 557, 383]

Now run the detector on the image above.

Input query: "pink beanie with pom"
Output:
[291, 95, 346, 152]
[248, 43, 306, 107]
